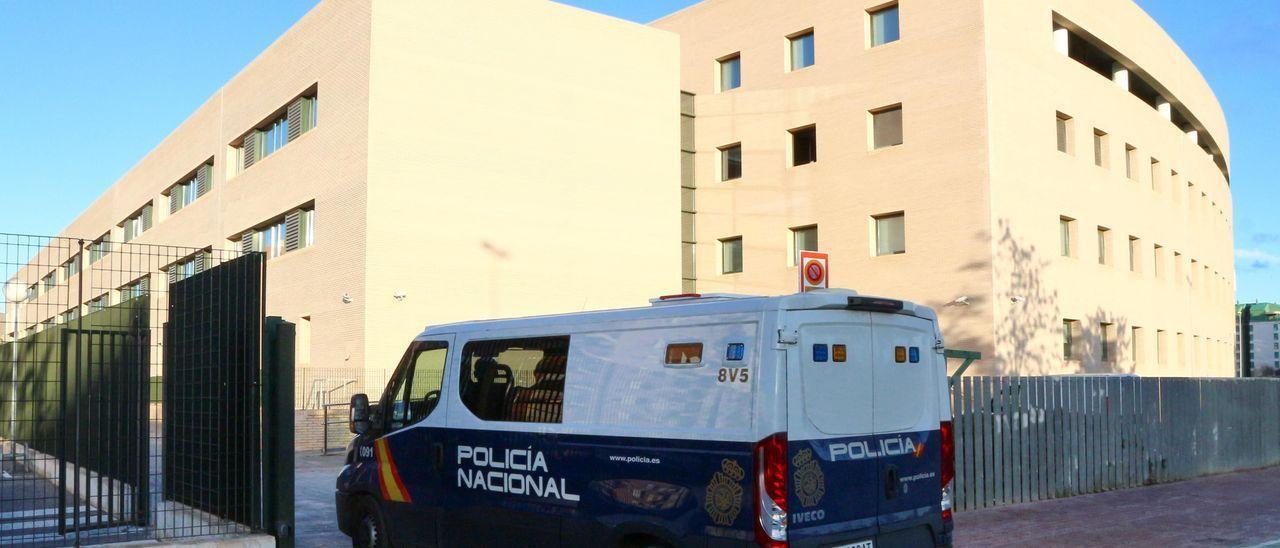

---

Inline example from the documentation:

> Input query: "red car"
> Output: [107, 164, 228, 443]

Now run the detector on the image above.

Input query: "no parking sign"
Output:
[799, 250, 829, 292]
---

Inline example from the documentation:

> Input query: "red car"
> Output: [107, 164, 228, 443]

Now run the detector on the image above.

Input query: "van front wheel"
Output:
[351, 498, 389, 548]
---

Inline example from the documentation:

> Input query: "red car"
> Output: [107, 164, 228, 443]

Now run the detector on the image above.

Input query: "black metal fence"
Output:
[0, 233, 284, 546]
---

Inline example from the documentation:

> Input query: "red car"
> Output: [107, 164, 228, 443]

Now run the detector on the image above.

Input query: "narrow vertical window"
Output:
[1150, 158, 1161, 192]
[1096, 226, 1111, 265]
[1093, 129, 1108, 168]
[869, 3, 900, 47]
[788, 30, 815, 71]
[874, 212, 906, 256]
[1153, 244, 1164, 278]
[719, 54, 741, 91]
[1133, 327, 1146, 365]
[1125, 144, 1137, 180]
[1128, 236, 1140, 273]
[1101, 322, 1116, 363]
[871, 105, 904, 150]
[1063, 319, 1080, 360]
[720, 143, 742, 181]
[1059, 216, 1075, 258]
[720, 237, 743, 274]
[1055, 112, 1073, 154]
[790, 126, 817, 166]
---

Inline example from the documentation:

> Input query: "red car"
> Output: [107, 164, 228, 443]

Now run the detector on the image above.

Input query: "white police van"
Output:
[336, 289, 954, 547]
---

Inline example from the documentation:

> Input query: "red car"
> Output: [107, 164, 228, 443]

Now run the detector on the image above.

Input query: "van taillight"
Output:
[940, 421, 955, 522]
[754, 433, 788, 547]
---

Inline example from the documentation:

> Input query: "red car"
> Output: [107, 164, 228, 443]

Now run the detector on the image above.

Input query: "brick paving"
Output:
[954, 466, 1280, 547]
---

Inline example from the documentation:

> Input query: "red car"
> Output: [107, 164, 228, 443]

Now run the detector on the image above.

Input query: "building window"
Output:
[1173, 251, 1183, 284]
[240, 207, 316, 259]
[1125, 145, 1137, 180]
[720, 143, 742, 181]
[1056, 112, 1074, 154]
[119, 276, 150, 302]
[1133, 326, 1146, 364]
[1128, 236, 1140, 273]
[874, 212, 906, 256]
[1096, 226, 1111, 265]
[41, 272, 56, 292]
[1059, 216, 1076, 258]
[1153, 244, 1164, 278]
[790, 125, 817, 166]
[1093, 129, 1108, 168]
[788, 30, 815, 71]
[234, 93, 318, 174]
[871, 105, 904, 149]
[88, 295, 110, 314]
[1101, 322, 1116, 363]
[1156, 329, 1168, 365]
[869, 3, 900, 47]
[168, 253, 210, 285]
[459, 336, 568, 424]
[121, 203, 154, 243]
[720, 237, 743, 274]
[62, 255, 80, 281]
[790, 225, 818, 266]
[718, 54, 741, 91]
[1063, 319, 1081, 360]
[168, 163, 213, 215]
[89, 233, 111, 264]
[1150, 158, 1161, 192]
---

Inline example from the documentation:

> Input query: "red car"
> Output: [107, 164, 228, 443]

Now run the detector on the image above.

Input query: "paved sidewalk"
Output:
[295, 452, 349, 548]
[954, 466, 1280, 547]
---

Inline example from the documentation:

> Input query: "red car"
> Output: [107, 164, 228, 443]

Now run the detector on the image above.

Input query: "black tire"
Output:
[351, 497, 389, 548]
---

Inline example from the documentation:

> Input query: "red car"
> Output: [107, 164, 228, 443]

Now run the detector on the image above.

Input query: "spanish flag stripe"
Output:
[375, 439, 412, 503]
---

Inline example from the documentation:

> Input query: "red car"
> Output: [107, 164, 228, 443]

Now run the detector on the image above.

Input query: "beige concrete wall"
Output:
[652, 0, 998, 357]
[984, 0, 1235, 376]
[30, 0, 375, 371]
[363, 0, 683, 373]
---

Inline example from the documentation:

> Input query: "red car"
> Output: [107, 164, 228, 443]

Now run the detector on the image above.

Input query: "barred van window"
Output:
[459, 336, 569, 424]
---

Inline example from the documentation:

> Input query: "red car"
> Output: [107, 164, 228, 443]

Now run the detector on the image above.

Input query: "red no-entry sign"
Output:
[799, 251, 829, 292]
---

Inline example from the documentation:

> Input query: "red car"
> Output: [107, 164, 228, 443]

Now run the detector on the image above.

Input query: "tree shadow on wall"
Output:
[990, 219, 1134, 376]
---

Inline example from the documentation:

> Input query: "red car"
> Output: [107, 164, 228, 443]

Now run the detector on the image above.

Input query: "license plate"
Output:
[834, 541, 873, 548]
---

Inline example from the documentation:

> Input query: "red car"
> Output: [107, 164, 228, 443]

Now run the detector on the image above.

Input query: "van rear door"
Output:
[786, 310, 880, 544]
[870, 313, 943, 542]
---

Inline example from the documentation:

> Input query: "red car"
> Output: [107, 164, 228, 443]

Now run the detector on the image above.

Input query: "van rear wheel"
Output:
[351, 498, 389, 548]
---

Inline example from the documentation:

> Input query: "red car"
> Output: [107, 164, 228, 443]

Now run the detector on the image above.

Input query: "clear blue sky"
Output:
[0, 1, 1275, 302]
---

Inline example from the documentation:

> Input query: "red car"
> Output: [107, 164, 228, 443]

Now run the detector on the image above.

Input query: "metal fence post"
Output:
[264, 317, 296, 547]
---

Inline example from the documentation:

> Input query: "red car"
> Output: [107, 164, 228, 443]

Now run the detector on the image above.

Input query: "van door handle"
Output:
[432, 443, 444, 472]
[884, 466, 899, 500]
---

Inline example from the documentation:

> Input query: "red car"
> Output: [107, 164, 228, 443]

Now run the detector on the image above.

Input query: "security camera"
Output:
[1010, 296, 1026, 304]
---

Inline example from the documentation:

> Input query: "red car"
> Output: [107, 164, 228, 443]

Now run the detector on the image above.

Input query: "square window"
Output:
[874, 212, 906, 256]
[790, 125, 817, 166]
[871, 105, 903, 149]
[789, 30, 815, 71]
[869, 3, 900, 47]
[720, 143, 742, 181]
[790, 225, 818, 265]
[719, 54, 741, 91]
[720, 237, 743, 274]
[1056, 112, 1073, 154]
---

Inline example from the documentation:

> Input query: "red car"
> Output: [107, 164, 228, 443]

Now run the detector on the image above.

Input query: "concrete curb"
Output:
[106, 534, 275, 547]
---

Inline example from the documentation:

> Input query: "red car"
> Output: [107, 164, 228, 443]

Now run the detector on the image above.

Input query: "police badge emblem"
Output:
[704, 458, 745, 526]
[793, 448, 826, 508]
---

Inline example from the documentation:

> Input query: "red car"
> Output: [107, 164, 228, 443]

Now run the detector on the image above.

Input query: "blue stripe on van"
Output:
[340, 427, 944, 546]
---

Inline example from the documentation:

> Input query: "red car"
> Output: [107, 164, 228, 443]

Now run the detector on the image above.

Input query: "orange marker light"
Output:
[833, 344, 847, 362]
[895, 346, 907, 363]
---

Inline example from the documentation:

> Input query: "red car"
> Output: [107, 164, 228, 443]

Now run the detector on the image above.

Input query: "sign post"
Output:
[799, 251, 829, 292]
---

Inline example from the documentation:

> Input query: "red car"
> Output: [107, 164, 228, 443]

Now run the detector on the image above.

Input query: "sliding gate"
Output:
[0, 235, 289, 546]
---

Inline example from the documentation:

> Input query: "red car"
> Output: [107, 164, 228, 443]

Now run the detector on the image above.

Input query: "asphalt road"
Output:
[296, 452, 1280, 548]
[954, 465, 1280, 547]
[296, 452, 348, 548]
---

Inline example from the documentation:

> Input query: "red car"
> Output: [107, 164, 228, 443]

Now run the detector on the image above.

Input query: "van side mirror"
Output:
[350, 393, 371, 434]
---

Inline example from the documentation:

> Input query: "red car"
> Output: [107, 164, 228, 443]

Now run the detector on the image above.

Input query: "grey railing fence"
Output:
[951, 376, 1280, 512]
